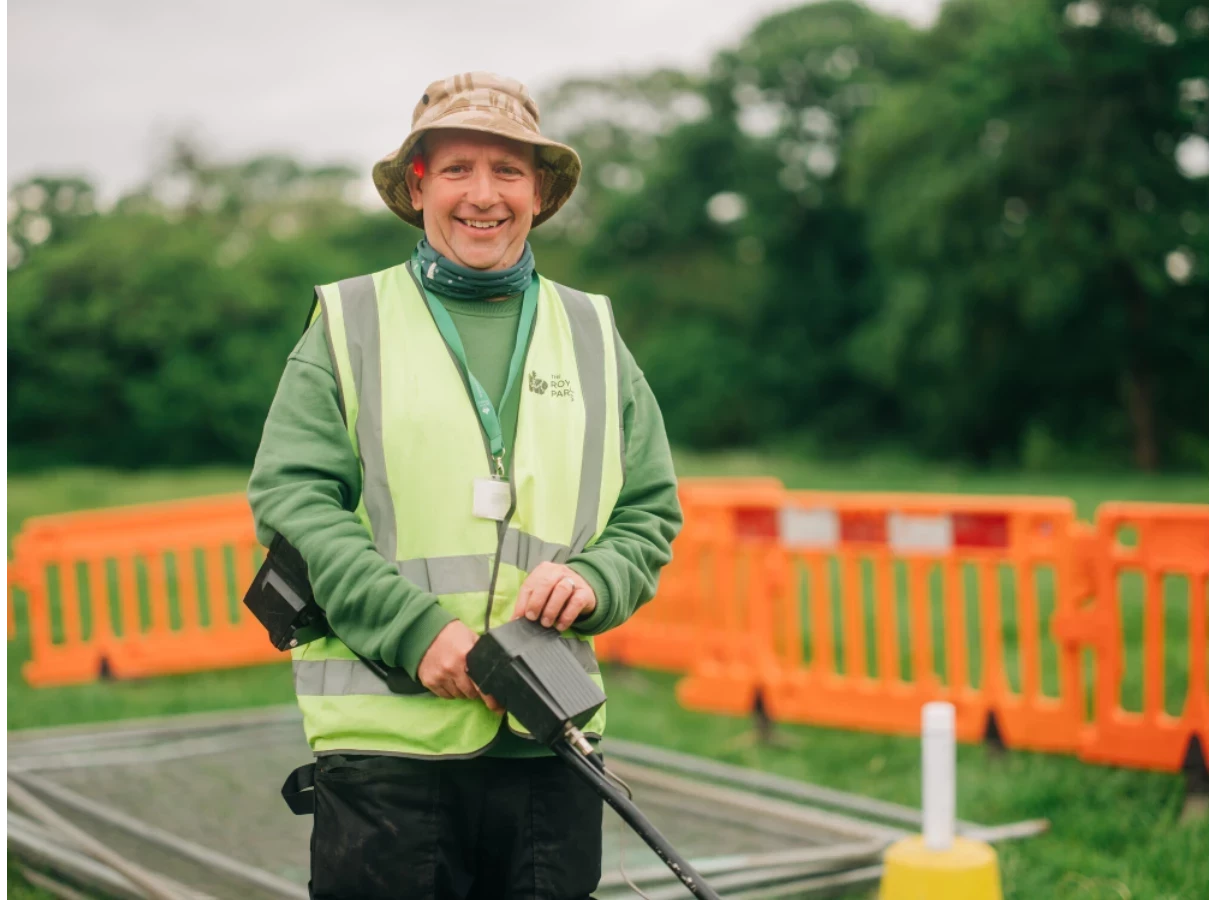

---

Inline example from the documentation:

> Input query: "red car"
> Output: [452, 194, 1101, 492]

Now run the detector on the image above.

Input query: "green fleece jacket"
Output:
[247, 284, 683, 756]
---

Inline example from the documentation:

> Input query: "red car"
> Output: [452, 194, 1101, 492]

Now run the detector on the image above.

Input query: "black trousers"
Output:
[309, 753, 603, 900]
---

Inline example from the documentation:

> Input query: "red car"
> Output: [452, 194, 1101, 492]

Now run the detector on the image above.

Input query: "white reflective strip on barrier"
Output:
[888, 513, 953, 554]
[780, 508, 839, 548]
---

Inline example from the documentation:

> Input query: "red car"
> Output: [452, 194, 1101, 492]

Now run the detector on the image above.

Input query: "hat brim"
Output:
[372, 111, 581, 230]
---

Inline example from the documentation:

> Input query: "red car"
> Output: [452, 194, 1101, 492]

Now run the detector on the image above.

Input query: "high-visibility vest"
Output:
[292, 260, 625, 757]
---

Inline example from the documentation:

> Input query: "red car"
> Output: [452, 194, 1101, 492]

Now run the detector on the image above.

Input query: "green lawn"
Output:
[6, 458, 1209, 899]
[7, 452, 1208, 544]
[673, 449, 1207, 519]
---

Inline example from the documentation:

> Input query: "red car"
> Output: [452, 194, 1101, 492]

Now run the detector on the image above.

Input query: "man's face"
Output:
[407, 129, 543, 271]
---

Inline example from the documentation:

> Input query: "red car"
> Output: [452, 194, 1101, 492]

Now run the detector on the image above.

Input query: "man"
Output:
[247, 72, 682, 900]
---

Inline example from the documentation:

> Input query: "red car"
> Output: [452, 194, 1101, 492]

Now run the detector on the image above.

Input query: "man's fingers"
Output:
[523, 581, 553, 622]
[482, 692, 504, 713]
[515, 566, 590, 628]
[454, 670, 481, 701]
[514, 563, 556, 618]
[555, 590, 592, 632]
[428, 681, 455, 700]
[539, 577, 576, 628]
[525, 564, 567, 622]
[513, 581, 533, 620]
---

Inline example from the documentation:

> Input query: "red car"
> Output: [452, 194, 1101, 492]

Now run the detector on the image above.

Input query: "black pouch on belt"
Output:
[282, 762, 317, 815]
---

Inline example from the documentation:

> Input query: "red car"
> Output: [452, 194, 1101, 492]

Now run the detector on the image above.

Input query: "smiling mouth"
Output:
[456, 217, 507, 232]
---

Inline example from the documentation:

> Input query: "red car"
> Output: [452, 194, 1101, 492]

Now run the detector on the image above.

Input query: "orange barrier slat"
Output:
[117, 554, 141, 640]
[204, 543, 233, 629]
[907, 557, 931, 687]
[978, 560, 1004, 697]
[942, 559, 966, 694]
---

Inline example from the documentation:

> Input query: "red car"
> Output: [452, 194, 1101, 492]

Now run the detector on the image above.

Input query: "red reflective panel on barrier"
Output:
[953, 513, 1009, 549]
[734, 508, 778, 540]
[839, 511, 887, 545]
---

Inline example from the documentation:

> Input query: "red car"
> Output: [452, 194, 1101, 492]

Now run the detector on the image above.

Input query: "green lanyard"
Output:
[414, 261, 539, 478]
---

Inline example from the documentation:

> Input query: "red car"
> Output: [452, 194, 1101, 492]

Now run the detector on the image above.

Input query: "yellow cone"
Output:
[878, 836, 1002, 900]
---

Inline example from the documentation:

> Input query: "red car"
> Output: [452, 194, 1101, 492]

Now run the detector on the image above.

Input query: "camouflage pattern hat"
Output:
[373, 72, 581, 229]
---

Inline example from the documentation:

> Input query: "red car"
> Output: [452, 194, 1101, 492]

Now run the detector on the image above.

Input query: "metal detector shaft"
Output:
[467, 619, 722, 898]
[553, 740, 722, 900]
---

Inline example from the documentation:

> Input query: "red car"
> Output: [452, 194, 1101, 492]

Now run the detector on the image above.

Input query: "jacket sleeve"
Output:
[566, 332, 683, 635]
[246, 320, 456, 678]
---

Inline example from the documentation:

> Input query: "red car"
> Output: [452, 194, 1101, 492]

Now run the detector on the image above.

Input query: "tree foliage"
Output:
[7, 154, 415, 468]
[848, 0, 1208, 468]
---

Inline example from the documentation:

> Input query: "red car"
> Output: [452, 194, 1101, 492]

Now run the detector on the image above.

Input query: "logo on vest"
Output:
[528, 370, 575, 401]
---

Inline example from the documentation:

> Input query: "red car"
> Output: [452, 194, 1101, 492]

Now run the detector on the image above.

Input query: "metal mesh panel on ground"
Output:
[8, 706, 1039, 899]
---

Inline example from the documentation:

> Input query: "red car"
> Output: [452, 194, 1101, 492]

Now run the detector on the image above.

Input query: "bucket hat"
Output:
[373, 72, 581, 228]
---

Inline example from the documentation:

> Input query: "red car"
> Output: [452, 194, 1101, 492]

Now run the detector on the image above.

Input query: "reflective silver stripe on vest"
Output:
[294, 640, 599, 697]
[293, 659, 423, 697]
[316, 287, 348, 424]
[503, 527, 570, 569]
[396, 530, 568, 593]
[339, 274, 398, 563]
[397, 554, 493, 594]
[553, 284, 607, 554]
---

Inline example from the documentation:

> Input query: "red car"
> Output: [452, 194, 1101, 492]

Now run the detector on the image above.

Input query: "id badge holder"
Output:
[472, 477, 512, 521]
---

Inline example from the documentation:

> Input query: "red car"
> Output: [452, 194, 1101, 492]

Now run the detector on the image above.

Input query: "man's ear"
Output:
[532, 167, 545, 217]
[406, 161, 425, 212]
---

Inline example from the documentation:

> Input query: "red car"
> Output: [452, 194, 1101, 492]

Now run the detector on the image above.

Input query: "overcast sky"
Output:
[8, 0, 941, 204]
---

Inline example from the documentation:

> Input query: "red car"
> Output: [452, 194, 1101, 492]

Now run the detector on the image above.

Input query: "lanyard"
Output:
[414, 261, 539, 478]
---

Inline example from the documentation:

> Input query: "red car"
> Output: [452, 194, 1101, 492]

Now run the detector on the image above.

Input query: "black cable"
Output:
[553, 741, 722, 900]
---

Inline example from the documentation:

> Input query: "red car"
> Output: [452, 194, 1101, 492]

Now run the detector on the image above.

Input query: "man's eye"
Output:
[498, 167, 522, 176]
[444, 165, 467, 174]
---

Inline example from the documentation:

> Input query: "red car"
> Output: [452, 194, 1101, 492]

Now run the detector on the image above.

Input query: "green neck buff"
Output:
[413, 239, 535, 301]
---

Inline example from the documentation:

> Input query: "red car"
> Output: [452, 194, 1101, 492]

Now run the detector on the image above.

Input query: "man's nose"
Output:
[465, 166, 497, 208]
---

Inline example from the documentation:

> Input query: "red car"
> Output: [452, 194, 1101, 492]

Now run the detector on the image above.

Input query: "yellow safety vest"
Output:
[292, 260, 625, 757]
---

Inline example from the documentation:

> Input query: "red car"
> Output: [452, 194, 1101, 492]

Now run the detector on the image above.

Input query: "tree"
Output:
[6, 137, 388, 469]
[849, 0, 1208, 468]
[557, 1, 929, 449]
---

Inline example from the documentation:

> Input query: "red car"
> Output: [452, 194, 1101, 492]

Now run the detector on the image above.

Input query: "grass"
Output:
[6, 456, 1209, 899]
[673, 448, 1207, 519]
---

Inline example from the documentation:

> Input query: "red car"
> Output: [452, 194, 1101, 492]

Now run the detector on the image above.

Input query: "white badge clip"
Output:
[472, 477, 512, 521]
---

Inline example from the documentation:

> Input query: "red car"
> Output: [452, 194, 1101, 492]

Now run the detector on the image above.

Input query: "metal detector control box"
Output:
[242, 533, 329, 651]
[467, 619, 606, 746]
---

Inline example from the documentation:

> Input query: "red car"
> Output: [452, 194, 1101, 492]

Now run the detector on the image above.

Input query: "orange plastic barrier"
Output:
[677, 492, 1089, 752]
[594, 477, 786, 671]
[1077, 503, 1208, 772]
[662, 490, 1208, 774]
[8, 484, 1208, 776]
[8, 494, 281, 685]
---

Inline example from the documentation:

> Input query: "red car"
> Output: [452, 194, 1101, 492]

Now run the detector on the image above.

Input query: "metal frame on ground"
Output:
[8, 705, 1047, 900]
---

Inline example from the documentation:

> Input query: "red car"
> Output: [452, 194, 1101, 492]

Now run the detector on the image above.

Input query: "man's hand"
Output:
[417, 620, 503, 712]
[512, 562, 597, 631]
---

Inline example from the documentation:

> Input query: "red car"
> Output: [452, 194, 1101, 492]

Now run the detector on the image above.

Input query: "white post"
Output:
[922, 702, 956, 851]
